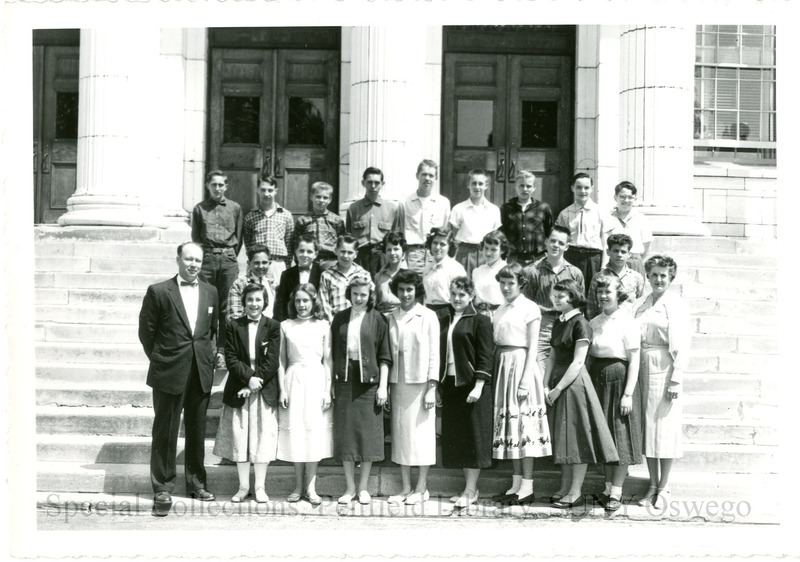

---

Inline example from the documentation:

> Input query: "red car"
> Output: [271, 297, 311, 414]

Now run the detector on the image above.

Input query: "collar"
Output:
[604, 265, 630, 278]
[539, 258, 567, 273]
[247, 272, 270, 283]
[207, 196, 227, 206]
[246, 315, 262, 324]
[395, 302, 425, 320]
[465, 198, 488, 208]
[450, 302, 477, 318]
[505, 294, 527, 308]
[411, 192, 439, 202]
[559, 308, 582, 322]
[572, 199, 596, 211]
[362, 196, 383, 207]
[513, 197, 538, 210]
[612, 207, 639, 220]
[257, 204, 284, 215]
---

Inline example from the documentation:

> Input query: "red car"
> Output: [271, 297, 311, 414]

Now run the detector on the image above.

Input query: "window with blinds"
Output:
[694, 25, 776, 165]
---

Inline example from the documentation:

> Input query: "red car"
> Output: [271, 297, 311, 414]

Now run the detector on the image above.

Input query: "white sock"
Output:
[505, 474, 522, 495]
[603, 481, 612, 495]
[516, 478, 534, 498]
[609, 485, 623, 500]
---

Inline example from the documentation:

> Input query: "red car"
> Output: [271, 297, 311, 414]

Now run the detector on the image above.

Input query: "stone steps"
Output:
[36, 404, 775, 447]
[35, 256, 180, 275]
[35, 362, 228, 386]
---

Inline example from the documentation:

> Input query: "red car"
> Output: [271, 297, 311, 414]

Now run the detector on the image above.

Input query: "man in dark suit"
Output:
[272, 233, 322, 322]
[138, 242, 218, 516]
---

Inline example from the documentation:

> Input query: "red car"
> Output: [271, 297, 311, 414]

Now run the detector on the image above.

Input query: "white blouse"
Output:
[589, 308, 640, 360]
[492, 294, 541, 347]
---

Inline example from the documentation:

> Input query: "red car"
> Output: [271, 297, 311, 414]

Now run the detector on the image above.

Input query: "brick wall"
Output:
[693, 166, 777, 238]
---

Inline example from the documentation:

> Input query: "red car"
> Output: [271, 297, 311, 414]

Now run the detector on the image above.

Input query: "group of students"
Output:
[204, 163, 688, 512]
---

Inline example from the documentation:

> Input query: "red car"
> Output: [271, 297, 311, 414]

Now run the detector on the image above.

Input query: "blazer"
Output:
[330, 308, 392, 384]
[138, 276, 218, 395]
[439, 303, 495, 387]
[222, 315, 281, 408]
[388, 303, 440, 384]
[273, 263, 322, 322]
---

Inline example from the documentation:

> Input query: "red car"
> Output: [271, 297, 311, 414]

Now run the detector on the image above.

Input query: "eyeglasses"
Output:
[617, 195, 636, 201]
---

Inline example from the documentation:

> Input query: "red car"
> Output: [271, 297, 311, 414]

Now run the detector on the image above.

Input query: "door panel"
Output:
[209, 48, 339, 216]
[443, 52, 573, 215]
[34, 46, 79, 223]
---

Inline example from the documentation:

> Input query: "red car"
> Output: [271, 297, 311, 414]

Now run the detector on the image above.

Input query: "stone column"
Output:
[59, 29, 168, 228]
[618, 25, 708, 235]
[343, 26, 428, 207]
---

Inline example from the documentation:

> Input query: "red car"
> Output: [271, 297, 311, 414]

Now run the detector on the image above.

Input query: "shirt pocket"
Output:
[352, 220, 367, 230]
[378, 221, 393, 232]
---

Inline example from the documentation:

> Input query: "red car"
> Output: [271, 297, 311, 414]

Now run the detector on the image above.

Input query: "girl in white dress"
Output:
[277, 283, 333, 506]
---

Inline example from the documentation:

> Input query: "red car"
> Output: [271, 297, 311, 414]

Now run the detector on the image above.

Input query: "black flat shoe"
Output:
[153, 491, 172, 517]
[492, 492, 517, 502]
[549, 493, 564, 504]
[552, 496, 584, 509]
[513, 493, 536, 505]
[190, 488, 216, 501]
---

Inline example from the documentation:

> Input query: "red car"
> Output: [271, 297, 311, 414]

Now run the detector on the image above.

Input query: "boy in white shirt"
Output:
[448, 169, 501, 277]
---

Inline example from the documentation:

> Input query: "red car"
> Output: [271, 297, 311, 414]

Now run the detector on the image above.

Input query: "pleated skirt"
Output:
[589, 357, 642, 465]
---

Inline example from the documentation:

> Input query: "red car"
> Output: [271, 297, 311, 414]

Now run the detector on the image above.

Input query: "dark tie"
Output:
[180, 280, 198, 287]
[249, 318, 260, 324]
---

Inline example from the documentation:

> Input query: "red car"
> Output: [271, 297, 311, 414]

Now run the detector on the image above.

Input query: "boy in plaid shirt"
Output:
[318, 235, 370, 321]
[292, 181, 344, 270]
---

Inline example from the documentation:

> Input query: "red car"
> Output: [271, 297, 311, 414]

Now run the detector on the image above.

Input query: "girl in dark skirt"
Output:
[330, 275, 392, 505]
[544, 279, 619, 508]
[587, 274, 642, 512]
[439, 277, 494, 508]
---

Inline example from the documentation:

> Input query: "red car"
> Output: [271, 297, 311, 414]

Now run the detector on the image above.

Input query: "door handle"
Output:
[33, 143, 38, 174]
[260, 147, 272, 179]
[508, 159, 516, 182]
[274, 156, 283, 178]
[496, 151, 505, 184]
[41, 152, 51, 175]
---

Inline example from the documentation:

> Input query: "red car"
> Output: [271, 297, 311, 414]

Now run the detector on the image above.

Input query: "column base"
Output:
[639, 206, 711, 237]
[58, 194, 170, 229]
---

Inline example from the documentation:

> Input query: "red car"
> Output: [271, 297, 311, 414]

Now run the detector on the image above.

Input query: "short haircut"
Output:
[570, 172, 593, 186]
[614, 180, 638, 196]
[553, 278, 586, 308]
[467, 168, 491, 183]
[259, 175, 277, 187]
[449, 276, 475, 297]
[344, 274, 376, 311]
[205, 170, 227, 184]
[495, 262, 530, 288]
[390, 269, 425, 303]
[177, 241, 203, 257]
[295, 233, 319, 252]
[515, 169, 536, 182]
[644, 254, 678, 281]
[606, 233, 633, 252]
[381, 231, 407, 253]
[310, 181, 333, 196]
[362, 166, 384, 182]
[425, 227, 456, 257]
[481, 230, 510, 259]
[548, 224, 571, 239]
[287, 283, 325, 320]
[241, 282, 269, 308]
[593, 274, 628, 305]
[335, 234, 359, 251]
[247, 244, 271, 262]
[416, 159, 439, 176]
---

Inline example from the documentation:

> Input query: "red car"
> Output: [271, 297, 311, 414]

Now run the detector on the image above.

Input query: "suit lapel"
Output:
[167, 277, 192, 333]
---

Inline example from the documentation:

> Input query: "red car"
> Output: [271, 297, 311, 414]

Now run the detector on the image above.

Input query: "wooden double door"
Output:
[208, 48, 340, 215]
[33, 44, 79, 224]
[442, 53, 574, 213]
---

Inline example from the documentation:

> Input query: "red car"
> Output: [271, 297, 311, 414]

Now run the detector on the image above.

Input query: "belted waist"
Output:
[567, 246, 602, 254]
[641, 342, 668, 349]
[204, 247, 235, 255]
[475, 302, 500, 312]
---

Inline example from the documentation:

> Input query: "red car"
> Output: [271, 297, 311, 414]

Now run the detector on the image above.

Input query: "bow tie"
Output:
[180, 280, 198, 287]
[248, 318, 260, 324]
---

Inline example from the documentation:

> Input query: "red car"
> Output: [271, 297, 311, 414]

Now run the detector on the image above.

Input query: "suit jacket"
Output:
[273, 263, 322, 322]
[223, 315, 281, 408]
[388, 303, 440, 384]
[138, 276, 218, 395]
[330, 308, 392, 384]
[439, 303, 494, 387]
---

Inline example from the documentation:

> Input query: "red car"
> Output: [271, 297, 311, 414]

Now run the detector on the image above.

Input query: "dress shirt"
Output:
[605, 208, 653, 255]
[523, 258, 584, 313]
[319, 263, 370, 321]
[589, 308, 640, 360]
[247, 319, 259, 369]
[472, 259, 507, 306]
[449, 198, 502, 244]
[178, 276, 199, 334]
[492, 294, 541, 347]
[298, 269, 311, 285]
[422, 257, 467, 305]
[500, 197, 553, 257]
[397, 192, 451, 245]
[191, 197, 243, 252]
[293, 211, 346, 257]
[556, 199, 606, 250]
[585, 266, 645, 320]
[347, 308, 366, 360]
[243, 205, 295, 263]
[346, 196, 399, 247]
